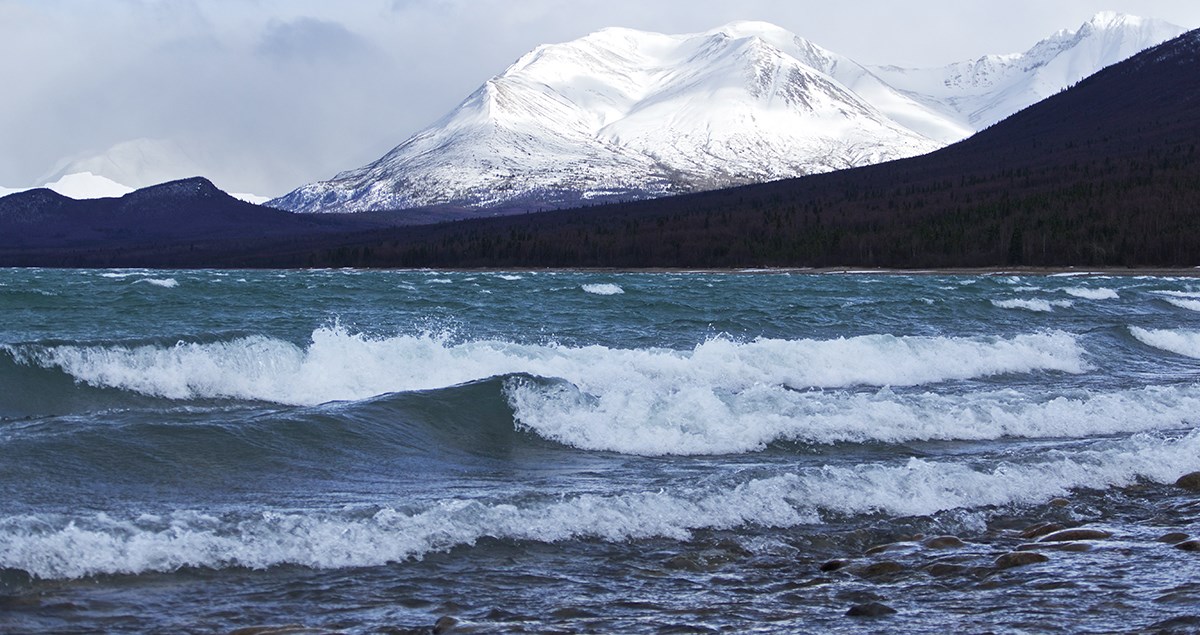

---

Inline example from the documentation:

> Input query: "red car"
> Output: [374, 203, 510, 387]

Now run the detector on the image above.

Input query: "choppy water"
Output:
[2, 268, 1199, 634]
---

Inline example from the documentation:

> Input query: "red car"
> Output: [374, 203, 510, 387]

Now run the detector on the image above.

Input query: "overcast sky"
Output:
[3, 0, 1198, 196]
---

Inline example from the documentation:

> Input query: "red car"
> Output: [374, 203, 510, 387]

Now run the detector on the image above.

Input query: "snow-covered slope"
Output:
[0, 172, 134, 200]
[273, 14, 1185, 215]
[871, 12, 1186, 129]
[272, 21, 947, 214]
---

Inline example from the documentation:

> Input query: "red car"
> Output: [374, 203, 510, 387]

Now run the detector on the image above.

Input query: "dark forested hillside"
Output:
[2, 30, 1199, 269]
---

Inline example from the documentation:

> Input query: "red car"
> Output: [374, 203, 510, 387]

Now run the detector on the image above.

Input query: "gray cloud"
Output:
[1, 0, 1198, 196]
[256, 17, 373, 64]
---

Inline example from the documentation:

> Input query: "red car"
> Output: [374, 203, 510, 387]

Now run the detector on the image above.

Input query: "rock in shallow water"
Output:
[853, 561, 905, 578]
[1038, 528, 1112, 542]
[922, 535, 966, 549]
[995, 552, 1050, 568]
[1018, 542, 1092, 552]
[1175, 540, 1200, 552]
[1175, 471, 1200, 491]
[1019, 522, 1065, 540]
[819, 559, 849, 572]
[1157, 532, 1190, 544]
[432, 616, 459, 634]
[846, 602, 897, 617]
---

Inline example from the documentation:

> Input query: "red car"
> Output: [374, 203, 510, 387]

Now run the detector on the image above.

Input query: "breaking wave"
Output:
[5, 327, 1089, 407]
[1130, 327, 1200, 359]
[4, 429, 1198, 580]
[133, 278, 178, 288]
[1063, 287, 1119, 300]
[582, 283, 624, 295]
[992, 298, 1074, 312]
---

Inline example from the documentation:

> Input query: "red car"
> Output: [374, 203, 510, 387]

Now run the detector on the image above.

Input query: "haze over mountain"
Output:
[272, 13, 1185, 215]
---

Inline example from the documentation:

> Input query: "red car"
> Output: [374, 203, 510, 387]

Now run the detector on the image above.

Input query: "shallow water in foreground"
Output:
[1, 268, 1199, 633]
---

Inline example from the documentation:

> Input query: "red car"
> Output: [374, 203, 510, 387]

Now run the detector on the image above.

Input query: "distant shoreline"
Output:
[7, 265, 1199, 277]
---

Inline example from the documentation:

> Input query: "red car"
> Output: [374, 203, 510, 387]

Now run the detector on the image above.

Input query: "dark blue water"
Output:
[2, 269, 1199, 633]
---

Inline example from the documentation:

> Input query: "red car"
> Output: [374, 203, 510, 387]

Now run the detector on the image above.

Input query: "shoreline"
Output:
[4, 265, 1200, 276]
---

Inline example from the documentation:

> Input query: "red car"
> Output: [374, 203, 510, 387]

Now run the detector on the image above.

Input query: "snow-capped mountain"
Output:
[871, 12, 1186, 129]
[273, 14, 1185, 215]
[272, 21, 947, 214]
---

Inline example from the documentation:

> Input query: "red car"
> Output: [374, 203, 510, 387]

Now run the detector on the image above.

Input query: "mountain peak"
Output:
[127, 177, 228, 201]
[1086, 11, 1139, 29]
[707, 20, 790, 39]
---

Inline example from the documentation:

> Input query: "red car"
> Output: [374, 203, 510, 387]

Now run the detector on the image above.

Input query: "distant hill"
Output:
[0, 178, 383, 267]
[262, 27, 1200, 270]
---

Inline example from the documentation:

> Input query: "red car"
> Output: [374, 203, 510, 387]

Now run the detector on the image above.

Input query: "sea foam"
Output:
[507, 381, 1200, 455]
[1164, 297, 1200, 312]
[133, 278, 179, 288]
[582, 283, 624, 295]
[1063, 287, 1119, 300]
[4, 430, 1198, 579]
[1130, 327, 1200, 359]
[10, 328, 1088, 408]
[992, 298, 1074, 312]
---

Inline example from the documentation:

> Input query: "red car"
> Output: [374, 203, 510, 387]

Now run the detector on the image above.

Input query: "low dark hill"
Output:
[262, 28, 1200, 269]
[0, 178, 388, 267]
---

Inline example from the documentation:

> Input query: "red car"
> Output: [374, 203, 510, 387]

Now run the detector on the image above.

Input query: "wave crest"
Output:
[4, 430, 1198, 579]
[7, 328, 1088, 407]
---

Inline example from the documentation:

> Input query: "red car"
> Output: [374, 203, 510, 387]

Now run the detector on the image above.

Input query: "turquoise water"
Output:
[2, 269, 1199, 633]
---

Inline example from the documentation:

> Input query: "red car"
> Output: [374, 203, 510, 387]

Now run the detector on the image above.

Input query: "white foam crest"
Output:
[5, 431, 1198, 580]
[133, 278, 178, 288]
[1130, 327, 1200, 359]
[1164, 297, 1200, 312]
[509, 381, 1200, 455]
[992, 298, 1073, 312]
[14, 328, 1088, 407]
[1153, 290, 1200, 298]
[582, 283, 624, 295]
[497, 274, 523, 281]
[1063, 287, 1119, 300]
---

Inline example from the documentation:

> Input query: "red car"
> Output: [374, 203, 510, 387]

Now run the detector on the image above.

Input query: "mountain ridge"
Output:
[272, 14, 1184, 216]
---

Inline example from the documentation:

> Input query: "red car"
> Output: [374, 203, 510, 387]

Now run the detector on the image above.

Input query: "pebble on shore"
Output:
[995, 552, 1050, 569]
[1175, 472, 1200, 491]
[846, 602, 897, 617]
[1038, 528, 1112, 542]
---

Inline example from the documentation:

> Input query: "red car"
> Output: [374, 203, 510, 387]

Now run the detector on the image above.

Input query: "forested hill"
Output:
[268, 28, 1200, 270]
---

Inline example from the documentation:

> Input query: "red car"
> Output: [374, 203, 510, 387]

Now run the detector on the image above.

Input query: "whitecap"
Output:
[1063, 287, 1119, 300]
[9, 328, 1087, 413]
[4, 430, 1198, 579]
[992, 298, 1073, 312]
[1130, 327, 1200, 359]
[133, 278, 178, 288]
[1164, 297, 1200, 312]
[582, 283, 624, 295]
